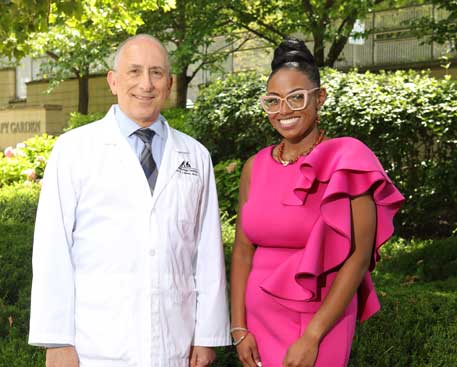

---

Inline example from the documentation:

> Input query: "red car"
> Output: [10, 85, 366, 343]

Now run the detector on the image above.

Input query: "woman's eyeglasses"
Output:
[259, 88, 320, 114]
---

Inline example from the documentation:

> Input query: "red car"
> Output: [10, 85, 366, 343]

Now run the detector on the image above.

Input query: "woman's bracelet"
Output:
[232, 332, 249, 346]
[230, 326, 248, 334]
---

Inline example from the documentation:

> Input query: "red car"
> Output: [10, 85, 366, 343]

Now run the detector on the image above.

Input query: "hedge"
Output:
[0, 183, 40, 225]
[1, 210, 456, 366]
[0, 224, 45, 366]
[350, 278, 457, 367]
[190, 69, 457, 238]
[65, 108, 193, 134]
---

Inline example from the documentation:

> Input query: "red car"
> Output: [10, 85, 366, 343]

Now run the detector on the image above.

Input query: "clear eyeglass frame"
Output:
[259, 88, 320, 114]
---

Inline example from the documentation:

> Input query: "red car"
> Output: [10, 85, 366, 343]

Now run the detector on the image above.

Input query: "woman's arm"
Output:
[230, 157, 261, 367]
[283, 193, 377, 367]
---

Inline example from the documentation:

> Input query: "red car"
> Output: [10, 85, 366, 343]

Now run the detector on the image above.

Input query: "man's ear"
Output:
[107, 70, 117, 95]
[167, 74, 173, 96]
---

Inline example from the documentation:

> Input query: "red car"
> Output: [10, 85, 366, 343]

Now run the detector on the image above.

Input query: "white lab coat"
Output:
[29, 106, 231, 367]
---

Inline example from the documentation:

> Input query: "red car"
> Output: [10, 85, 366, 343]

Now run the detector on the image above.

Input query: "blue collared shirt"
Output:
[114, 105, 167, 168]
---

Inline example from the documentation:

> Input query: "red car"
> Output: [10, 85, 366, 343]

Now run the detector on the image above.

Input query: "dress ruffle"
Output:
[260, 137, 404, 322]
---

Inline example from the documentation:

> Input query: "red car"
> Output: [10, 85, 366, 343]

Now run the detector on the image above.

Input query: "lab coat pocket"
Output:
[75, 274, 135, 363]
[175, 174, 202, 226]
[164, 289, 197, 358]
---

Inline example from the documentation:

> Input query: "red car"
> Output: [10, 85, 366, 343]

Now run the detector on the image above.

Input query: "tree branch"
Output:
[325, 14, 358, 66]
[302, 0, 318, 28]
[46, 50, 81, 77]
[227, 4, 286, 42]
[231, 22, 279, 45]
[45, 50, 59, 61]
[188, 37, 252, 82]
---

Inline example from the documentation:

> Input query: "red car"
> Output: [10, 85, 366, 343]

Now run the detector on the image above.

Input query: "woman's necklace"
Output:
[276, 130, 325, 167]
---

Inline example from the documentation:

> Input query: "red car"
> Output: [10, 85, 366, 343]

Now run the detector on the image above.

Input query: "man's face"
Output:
[107, 38, 172, 127]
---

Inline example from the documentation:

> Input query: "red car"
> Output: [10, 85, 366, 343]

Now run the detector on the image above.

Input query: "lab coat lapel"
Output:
[99, 107, 152, 199]
[152, 122, 190, 206]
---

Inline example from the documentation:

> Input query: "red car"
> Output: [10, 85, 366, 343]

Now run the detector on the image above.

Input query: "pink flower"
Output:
[21, 168, 37, 181]
[16, 142, 26, 149]
[4, 146, 14, 158]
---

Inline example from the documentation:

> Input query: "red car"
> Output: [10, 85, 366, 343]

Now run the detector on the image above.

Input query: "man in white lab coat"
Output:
[29, 34, 231, 367]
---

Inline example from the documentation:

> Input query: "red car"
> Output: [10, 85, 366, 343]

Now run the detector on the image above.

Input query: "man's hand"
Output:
[189, 346, 216, 367]
[46, 346, 79, 367]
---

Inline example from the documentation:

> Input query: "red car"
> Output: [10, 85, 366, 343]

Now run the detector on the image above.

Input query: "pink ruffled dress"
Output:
[241, 137, 404, 367]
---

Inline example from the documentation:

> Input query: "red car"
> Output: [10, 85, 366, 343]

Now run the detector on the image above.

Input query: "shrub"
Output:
[375, 236, 457, 284]
[65, 109, 194, 135]
[350, 279, 457, 367]
[220, 236, 457, 367]
[348, 237, 457, 366]
[214, 159, 243, 217]
[161, 107, 194, 136]
[0, 224, 34, 309]
[0, 224, 45, 366]
[0, 135, 56, 187]
[0, 183, 40, 225]
[1, 219, 456, 366]
[191, 70, 457, 237]
[189, 72, 279, 163]
[321, 69, 457, 238]
[64, 111, 105, 131]
[0, 330, 45, 367]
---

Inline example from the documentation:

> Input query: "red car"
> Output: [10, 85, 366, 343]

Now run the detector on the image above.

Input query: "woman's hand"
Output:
[235, 332, 262, 367]
[282, 333, 319, 367]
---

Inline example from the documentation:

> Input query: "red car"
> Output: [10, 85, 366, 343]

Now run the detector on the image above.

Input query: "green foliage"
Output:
[215, 233, 457, 367]
[2, 0, 174, 114]
[214, 159, 243, 217]
[161, 107, 194, 136]
[0, 183, 40, 225]
[0, 135, 57, 187]
[0, 224, 34, 306]
[0, 224, 44, 366]
[0, 0, 65, 59]
[350, 279, 457, 367]
[138, 0, 247, 106]
[0, 197, 456, 366]
[66, 108, 194, 134]
[190, 71, 279, 163]
[406, 0, 457, 53]
[65, 111, 105, 131]
[226, 0, 388, 66]
[0, 329, 45, 367]
[321, 68, 457, 237]
[375, 237, 457, 284]
[192, 69, 457, 237]
[349, 237, 457, 367]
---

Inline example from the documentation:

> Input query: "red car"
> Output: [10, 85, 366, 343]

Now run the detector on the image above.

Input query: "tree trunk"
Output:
[325, 35, 350, 67]
[175, 68, 189, 108]
[313, 34, 325, 67]
[78, 74, 89, 114]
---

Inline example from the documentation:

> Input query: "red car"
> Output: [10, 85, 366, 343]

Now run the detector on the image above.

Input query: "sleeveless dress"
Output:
[241, 137, 404, 367]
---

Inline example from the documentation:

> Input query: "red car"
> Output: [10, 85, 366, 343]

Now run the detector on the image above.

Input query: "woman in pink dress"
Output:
[230, 38, 404, 367]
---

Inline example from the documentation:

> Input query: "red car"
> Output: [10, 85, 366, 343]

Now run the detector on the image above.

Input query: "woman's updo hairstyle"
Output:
[269, 37, 320, 87]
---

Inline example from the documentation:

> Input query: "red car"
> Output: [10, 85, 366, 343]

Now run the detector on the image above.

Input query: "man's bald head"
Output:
[112, 34, 170, 75]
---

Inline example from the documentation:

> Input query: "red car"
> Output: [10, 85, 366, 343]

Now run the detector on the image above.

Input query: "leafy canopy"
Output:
[407, 0, 457, 52]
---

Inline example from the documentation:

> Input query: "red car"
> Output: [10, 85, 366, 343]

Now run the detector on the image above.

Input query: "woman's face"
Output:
[265, 68, 326, 142]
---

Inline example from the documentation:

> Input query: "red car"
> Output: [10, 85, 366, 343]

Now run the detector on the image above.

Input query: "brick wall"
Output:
[0, 69, 16, 105]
